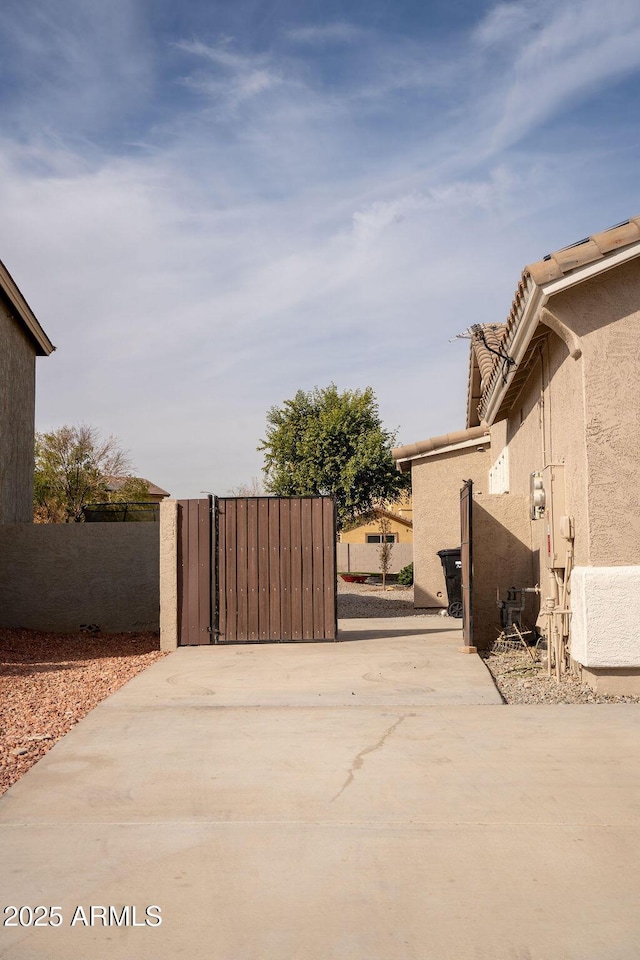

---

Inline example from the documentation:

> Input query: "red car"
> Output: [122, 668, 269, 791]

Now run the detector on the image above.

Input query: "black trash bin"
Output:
[436, 548, 463, 618]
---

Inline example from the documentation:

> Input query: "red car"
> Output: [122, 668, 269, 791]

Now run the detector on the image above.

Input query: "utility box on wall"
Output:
[543, 463, 566, 569]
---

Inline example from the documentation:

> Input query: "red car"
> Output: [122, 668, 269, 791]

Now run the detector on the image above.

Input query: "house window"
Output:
[489, 448, 509, 494]
[366, 534, 397, 543]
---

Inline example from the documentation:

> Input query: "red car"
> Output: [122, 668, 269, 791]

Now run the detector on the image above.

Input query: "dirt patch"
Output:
[0, 629, 166, 795]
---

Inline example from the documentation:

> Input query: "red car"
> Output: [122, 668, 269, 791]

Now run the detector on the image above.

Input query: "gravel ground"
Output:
[0, 628, 166, 795]
[337, 578, 441, 618]
[481, 647, 640, 704]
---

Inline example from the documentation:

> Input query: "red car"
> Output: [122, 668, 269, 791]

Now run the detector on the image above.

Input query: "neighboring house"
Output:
[0, 259, 54, 522]
[394, 216, 640, 694]
[336, 498, 413, 575]
[339, 498, 413, 544]
[104, 477, 171, 503]
[84, 477, 171, 522]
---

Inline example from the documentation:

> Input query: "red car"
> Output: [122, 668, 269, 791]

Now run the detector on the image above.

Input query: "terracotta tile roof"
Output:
[471, 217, 640, 424]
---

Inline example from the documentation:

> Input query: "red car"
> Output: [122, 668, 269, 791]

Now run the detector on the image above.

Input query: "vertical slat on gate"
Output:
[197, 499, 211, 643]
[176, 499, 211, 645]
[177, 501, 189, 644]
[312, 499, 325, 639]
[280, 499, 292, 640]
[225, 499, 237, 641]
[289, 498, 302, 640]
[323, 498, 337, 639]
[269, 499, 281, 640]
[218, 499, 227, 641]
[301, 498, 314, 640]
[236, 498, 248, 641]
[187, 501, 201, 644]
[246, 499, 259, 641]
[258, 499, 270, 640]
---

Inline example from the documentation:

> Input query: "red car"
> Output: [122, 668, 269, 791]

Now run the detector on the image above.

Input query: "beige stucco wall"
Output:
[0, 298, 38, 523]
[410, 443, 491, 608]
[550, 260, 640, 565]
[0, 524, 159, 632]
[159, 499, 178, 650]
[471, 494, 535, 649]
[504, 332, 589, 575]
[504, 260, 640, 570]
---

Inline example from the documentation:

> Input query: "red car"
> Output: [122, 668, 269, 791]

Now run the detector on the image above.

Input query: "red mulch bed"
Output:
[0, 628, 167, 795]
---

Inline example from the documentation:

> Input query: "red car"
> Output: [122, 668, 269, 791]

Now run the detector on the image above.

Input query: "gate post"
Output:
[459, 479, 477, 654]
[159, 498, 179, 651]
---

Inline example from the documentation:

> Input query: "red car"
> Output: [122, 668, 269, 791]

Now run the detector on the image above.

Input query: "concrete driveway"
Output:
[2, 616, 640, 959]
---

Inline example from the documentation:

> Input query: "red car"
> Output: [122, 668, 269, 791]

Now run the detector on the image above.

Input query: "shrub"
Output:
[397, 562, 413, 586]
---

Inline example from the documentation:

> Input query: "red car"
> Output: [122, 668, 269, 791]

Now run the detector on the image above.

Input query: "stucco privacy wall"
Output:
[471, 494, 534, 650]
[0, 524, 159, 632]
[411, 444, 491, 608]
[336, 542, 412, 575]
[160, 499, 178, 651]
[0, 299, 37, 523]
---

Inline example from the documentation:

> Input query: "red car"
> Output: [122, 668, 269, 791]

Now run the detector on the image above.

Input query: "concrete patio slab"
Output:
[2, 617, 640, 960]
[109, 616, 501, 707]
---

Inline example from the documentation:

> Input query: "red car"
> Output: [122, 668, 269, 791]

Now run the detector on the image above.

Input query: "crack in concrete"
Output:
[331, 715, 406, 802]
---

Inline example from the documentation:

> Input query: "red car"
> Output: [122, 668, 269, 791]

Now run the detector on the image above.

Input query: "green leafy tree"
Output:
[34, 425, 148, 523]
[259, 384, 409, 528]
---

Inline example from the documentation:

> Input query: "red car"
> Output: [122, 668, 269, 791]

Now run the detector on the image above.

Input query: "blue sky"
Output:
[1, 0, 639, 497]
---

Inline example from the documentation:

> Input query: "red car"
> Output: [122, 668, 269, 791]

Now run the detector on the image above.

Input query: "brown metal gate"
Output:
[460, 480, 473, 648]
[177, 496, 337, 645]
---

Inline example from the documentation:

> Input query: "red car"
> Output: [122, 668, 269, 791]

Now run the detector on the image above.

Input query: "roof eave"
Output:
[394, 434, 490, 473]
[0, 260, 55, 356]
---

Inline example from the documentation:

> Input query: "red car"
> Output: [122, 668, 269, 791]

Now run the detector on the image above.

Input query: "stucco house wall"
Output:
[410, 443, 491, 608]
[476, 224, 640, 690]
[504, 261, 640, 573]
[0, 295, 42, 521]
[549, 259, 640, 566]
[471, 493, 534, 649]
[503, 330, 590, 575]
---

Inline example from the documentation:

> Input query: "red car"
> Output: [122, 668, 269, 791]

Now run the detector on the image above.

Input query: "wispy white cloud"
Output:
[473, 3, 542, 47]
[286, 22, 364, 45]
[0, 1, 638, 495]
[176, 38, 285, 110]
[472, 0, 640, 151]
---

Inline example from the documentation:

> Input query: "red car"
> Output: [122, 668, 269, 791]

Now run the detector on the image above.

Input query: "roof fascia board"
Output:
[395, 435, 489, 471]
[483, 239, 640, 425]
[0, 261, 55, 356]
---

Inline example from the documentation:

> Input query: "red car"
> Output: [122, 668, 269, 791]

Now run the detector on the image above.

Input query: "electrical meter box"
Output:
[530, 471, 545, 520]
[543, 463, 566, 568]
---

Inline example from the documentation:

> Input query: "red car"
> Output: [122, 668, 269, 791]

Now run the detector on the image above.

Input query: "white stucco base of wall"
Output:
[571, 566, 640, 669]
